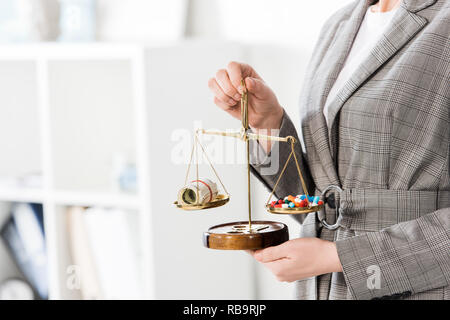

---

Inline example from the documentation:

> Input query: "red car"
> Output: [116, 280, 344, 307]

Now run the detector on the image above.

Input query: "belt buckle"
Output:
[319, 185, 343, 230]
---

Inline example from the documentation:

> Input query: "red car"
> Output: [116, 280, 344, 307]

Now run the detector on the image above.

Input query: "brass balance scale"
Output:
[174, 80, 323, 250]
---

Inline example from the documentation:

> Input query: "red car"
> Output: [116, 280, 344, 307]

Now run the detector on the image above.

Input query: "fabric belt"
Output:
[319, 188, 450, 232]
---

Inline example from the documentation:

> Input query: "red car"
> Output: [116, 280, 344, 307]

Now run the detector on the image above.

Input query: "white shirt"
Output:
[323, 5, 398, 126]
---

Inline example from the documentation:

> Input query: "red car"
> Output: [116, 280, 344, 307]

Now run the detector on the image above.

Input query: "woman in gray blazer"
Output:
[208, 0, 449, 300]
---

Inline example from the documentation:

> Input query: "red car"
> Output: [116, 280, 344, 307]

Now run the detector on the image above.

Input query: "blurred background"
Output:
[0, 0, 353, 300]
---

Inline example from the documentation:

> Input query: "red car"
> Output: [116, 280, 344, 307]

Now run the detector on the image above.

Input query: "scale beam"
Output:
[197, 129, 242, 139]
[247, 132, 295, 143]
[197, 128, 296, 143]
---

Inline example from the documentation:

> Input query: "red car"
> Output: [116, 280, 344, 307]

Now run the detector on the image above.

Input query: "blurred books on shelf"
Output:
[0, 203, 48, 299]
[0, 0, 60, 42]
[66, 206, 140, 299]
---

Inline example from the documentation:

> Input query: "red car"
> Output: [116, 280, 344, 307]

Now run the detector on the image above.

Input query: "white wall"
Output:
[96, 0, 188, 42]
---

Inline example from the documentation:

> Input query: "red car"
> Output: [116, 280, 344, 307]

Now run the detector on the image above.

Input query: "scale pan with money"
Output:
[174, 80, 322, 250]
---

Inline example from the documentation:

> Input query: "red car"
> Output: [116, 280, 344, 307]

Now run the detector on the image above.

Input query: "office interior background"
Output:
[0, 0, 353, 300]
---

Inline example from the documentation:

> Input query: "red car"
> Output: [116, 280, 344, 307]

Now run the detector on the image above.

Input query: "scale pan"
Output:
[174, 194, 229, 211]
[265, 204, 323, 215]
[203, 221, 288, 250]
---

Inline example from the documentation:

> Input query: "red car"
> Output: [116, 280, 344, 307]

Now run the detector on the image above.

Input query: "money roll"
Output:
[178, 178, 218, 205]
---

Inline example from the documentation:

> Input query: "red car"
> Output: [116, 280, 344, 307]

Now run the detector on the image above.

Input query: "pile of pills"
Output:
[270, 194, 323, 209]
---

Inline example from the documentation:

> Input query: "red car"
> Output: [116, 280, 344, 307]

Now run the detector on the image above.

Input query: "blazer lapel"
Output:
[307, 0, 372, 186]
[326, 3, 429, 154]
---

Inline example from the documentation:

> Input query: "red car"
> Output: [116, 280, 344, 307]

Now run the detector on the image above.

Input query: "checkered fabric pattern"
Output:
[251, 0, 449, 299]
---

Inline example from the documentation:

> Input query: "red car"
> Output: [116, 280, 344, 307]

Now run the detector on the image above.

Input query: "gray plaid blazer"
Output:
[251, 0, 449, 299]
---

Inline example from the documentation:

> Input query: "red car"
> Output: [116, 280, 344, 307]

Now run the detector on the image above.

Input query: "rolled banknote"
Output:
[178, 178, 218, 205]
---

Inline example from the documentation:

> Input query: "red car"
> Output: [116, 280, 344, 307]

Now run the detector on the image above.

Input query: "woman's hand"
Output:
[208, 61, 284, 134]
[248, 238, 343, 282]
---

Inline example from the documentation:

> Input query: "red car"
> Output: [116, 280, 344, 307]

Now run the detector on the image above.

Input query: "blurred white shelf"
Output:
[0, 42, 181, 60]
[0, 40, 259, 300]
[0, 42, 154, 299]
[53, 190, 140, 209]
[0, 187, 45, 203]
[0, 43, 139, 60]
[0, 187, 139, 209]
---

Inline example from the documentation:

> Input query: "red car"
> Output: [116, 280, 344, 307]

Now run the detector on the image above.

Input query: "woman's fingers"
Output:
[216, 69, 241, 101]
[226, 61, 255, 92]
[208, 77, 238, 106]
[248, 247, 293, 282]
[262, 259, 293, 282]
[209, 61, 283, 131]
[213, 97, 241, 119]
[223, 61, 269, 99]
[245, 77, 269, 100]
[210, 62, 267, 102]
[253, 244, 289, 263]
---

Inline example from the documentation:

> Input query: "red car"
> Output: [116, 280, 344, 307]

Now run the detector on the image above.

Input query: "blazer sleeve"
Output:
[336, 207, 450, 299]
[250, 110, 315, 224]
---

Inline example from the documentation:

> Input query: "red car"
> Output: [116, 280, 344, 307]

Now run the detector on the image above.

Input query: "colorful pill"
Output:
[313, 196, 320, 205]
[277, 194, 324, 208]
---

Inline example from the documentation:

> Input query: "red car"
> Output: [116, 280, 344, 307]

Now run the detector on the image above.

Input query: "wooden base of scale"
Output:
[203, 221, 289, 250]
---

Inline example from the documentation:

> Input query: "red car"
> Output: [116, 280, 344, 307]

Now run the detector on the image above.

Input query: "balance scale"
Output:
[174, 80, 323, 250]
